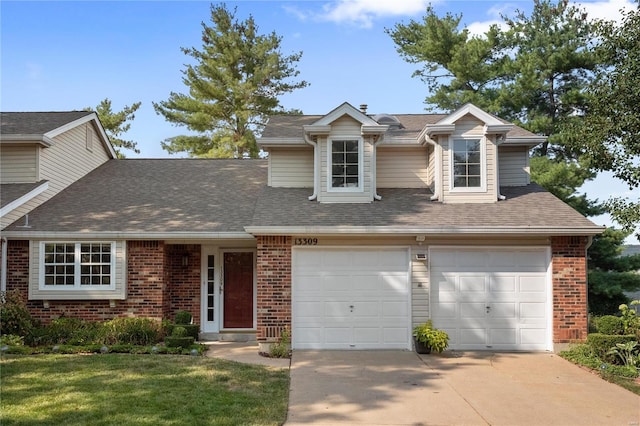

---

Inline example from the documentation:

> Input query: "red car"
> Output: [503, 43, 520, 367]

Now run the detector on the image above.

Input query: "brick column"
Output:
[551, 236, 588, 343]
[126, 241, 166, 320]
[256, 236, 291, 343]
[4, 240, 30, 298]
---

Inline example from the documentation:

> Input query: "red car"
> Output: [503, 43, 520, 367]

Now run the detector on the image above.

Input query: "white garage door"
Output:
[292, 247, 410, 350]
[430, 248, 551, 351]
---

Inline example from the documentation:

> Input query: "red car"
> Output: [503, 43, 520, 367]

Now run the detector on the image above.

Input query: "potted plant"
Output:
[413, 320, 449, 354]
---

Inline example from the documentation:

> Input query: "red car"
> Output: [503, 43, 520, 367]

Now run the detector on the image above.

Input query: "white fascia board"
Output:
[244, 225, 605, 236]
[303, 125, 332, 135]
[258, 137, 306, 148]
[425, 124, 455, 137]
[46, 113, 117, 159]
[0, 231, 256, 240]
[485, 123, 514, 134]
[312, 102, 380, 127]
[0, 181, 49, 217]
[362, 124, 389, 135]
[0, 135, 54, 147]
[504, 136, 547, 146]
[438, 103, 503, 126]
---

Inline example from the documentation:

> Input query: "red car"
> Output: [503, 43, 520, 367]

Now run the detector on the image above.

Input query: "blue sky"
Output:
[1, 0, 638, 241]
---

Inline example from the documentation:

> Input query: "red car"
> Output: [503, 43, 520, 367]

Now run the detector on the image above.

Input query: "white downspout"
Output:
[430, 142, 441, 201]
[304, 133, 318, 201]
[1, 237, 7, 293]
[373, 134, 383, 201]
[496, 135, 506, 201]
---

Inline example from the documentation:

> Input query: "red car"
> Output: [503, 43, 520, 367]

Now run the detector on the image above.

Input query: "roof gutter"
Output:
[244, 225, 605, 236]
[303, 132, 318, 201]
[0, 231, 256, 240]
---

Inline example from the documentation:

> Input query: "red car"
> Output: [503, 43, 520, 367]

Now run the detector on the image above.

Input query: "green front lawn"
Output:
[0, 354, 289, 425]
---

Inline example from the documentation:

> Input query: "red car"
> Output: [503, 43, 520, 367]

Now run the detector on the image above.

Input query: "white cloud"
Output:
[317, 0, 434, 28]
[572, 0, 636, 23]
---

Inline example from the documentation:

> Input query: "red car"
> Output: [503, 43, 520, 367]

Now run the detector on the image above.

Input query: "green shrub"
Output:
[180, 324, 199, 340]
[587, 333, 637, 363]
[31, 317, 102, 345]
[601, 363, 639, 379]
[165, 336, 195, 348]
[269, 329, 291, 358]
[594, 315, 624, 335]
[0, 334, 24, 346]
[620, 301, 640, 335]
[174, 310, 193, 325]
[100, 317, 163, 345]
[0, 290, 34, 337]
[172, 326, 188, 337]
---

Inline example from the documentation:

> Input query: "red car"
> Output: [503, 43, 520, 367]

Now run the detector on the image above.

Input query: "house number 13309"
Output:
[294, 238, 318, 245]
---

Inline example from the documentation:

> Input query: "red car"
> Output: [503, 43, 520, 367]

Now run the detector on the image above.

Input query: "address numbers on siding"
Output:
[294, 238, 318, 246]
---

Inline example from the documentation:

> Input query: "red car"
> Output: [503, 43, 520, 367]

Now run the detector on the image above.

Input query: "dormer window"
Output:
[451, 138, 485, 190]
[329, 138, 362, 191]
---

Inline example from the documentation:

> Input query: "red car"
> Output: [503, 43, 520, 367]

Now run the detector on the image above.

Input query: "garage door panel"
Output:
[460, 275, 486, 293]
[490, 328, 517, 345]
[460, 328, 487, 345]
[292, 248, 410, 350]
[490, 276, 516, 292]
[460, 302, 486, 319]
[431, 248, 550, 351]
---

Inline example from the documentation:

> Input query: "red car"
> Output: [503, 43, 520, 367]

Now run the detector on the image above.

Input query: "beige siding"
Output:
[0, 145, 38, 183]
[376, 147, 429, 188]
[426, 145, 435, 191]
[318, 116, 373, 203]
[29, 240, 127, 300]
[0, 191, 47, 229]
[499, 146, 530, 186]
[441, 114, 497, 203]
[268, 147, 314, 188]
[40, 123, 110, 195]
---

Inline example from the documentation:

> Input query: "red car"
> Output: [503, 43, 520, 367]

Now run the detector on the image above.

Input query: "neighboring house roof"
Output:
[2, 159, 267, 237]
[0, 181, 49, 217]
[2, 159, 602, 238]
[0, 111, 116, 158]
[0, 111, 93, 135]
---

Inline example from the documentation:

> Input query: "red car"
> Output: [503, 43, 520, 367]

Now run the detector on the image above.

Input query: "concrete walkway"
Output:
[286, 350, 640, 425]
[202, 341, 290, 369]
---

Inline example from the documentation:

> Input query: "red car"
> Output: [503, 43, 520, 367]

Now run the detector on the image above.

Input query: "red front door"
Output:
[223, 252, 254, 328]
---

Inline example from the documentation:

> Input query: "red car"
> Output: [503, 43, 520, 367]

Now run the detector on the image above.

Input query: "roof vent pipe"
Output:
[359, 104, 368, 114]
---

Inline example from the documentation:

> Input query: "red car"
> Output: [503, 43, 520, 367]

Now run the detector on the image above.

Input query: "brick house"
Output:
[0, 103, 602, 352]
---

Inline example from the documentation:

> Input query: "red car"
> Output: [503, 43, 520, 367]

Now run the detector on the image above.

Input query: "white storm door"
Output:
[201, 248, 220, 333]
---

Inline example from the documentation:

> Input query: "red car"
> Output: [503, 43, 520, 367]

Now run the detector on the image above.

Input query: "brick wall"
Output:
[4, 240, 169, 323]
[551, 236, 588, 343]
[256, 236, 292, 342]
[165, 244, 201, 323]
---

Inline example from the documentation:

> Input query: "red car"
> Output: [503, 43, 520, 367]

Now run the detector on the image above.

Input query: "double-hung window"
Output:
[452, 138, 484, 190]
[329, 138, 362, 190]
[41, 242, 115, 289]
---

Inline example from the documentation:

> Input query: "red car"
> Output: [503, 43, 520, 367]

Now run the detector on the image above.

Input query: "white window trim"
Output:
[327, 136, 364, 193]
[448, 136, 487, 193]
[38, 241, 116, 291]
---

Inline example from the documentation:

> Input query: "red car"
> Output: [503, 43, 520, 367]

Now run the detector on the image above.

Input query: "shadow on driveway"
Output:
[286, 350, 640, 425]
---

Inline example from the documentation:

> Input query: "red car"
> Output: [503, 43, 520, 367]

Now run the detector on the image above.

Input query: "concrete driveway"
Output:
[286, 350, 640, 425]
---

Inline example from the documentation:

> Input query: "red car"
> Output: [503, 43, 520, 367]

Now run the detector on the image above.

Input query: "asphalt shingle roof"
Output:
[0, 112, 93, 135]
[261, 113, 537, 140]
[0, 182, 47, 208]
[4, 159, 266, 233]
[3, 159, 600, 235]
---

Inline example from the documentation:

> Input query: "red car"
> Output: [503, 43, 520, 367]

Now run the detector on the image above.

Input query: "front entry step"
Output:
[199, 331, 257, 342]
